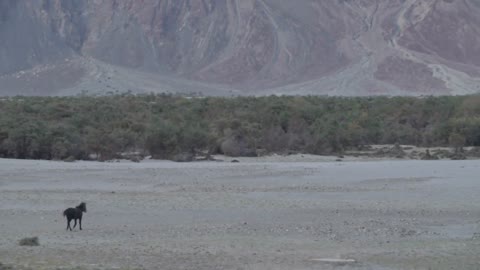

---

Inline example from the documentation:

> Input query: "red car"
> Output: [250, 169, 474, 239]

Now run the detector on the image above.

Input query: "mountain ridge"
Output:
[1, 0, 480, 96]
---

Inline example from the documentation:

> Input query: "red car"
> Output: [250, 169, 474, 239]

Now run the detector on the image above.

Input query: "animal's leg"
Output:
[73, 219, 77, 229]
[67, 219, 72, 231]
[79, 217, 82, 230]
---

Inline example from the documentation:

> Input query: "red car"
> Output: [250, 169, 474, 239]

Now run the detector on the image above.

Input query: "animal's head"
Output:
[78, 202, 87, 213]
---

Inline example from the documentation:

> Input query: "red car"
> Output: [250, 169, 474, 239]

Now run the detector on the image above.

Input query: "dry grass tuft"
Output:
[18, 237, 39, 246]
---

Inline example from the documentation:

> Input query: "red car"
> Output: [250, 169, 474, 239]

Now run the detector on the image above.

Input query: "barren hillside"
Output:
[1, 0, 479, 96]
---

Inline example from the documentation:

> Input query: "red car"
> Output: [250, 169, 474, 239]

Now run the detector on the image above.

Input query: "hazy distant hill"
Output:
[1, 0, 480, 96]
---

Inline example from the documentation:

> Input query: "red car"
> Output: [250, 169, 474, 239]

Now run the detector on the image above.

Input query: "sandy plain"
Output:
[0, 156, 479, 269]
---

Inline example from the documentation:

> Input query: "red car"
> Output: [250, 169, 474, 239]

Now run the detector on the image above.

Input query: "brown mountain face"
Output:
[1, 0, 480, 96]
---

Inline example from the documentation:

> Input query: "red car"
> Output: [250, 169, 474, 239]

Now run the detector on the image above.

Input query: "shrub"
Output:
[0, 95, 479, 160]
[18, 236, 39, 246]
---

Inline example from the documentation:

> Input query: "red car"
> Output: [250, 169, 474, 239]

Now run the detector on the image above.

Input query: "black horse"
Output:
[63, 202, 87, 231]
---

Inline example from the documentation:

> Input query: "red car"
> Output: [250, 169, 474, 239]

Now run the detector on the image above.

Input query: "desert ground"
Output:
[0, 156, 479, 270]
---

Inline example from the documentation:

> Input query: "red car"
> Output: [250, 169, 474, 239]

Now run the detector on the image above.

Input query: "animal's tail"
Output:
[63, 209, 67, 217]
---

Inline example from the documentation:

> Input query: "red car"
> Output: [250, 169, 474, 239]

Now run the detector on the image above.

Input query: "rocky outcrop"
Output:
[1, 0, 480, 96]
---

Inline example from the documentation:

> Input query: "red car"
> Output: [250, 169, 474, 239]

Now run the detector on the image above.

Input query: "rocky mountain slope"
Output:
[1, 0, 480, 96]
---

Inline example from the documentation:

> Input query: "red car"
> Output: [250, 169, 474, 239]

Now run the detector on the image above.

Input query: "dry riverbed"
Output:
[0, 156, 479, 269]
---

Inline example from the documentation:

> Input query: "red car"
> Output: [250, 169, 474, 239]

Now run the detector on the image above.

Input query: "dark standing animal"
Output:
[63, 202, 87, 231]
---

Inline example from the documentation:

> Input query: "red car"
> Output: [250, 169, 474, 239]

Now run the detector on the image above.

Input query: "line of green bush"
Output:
[0, 94, 479, 161]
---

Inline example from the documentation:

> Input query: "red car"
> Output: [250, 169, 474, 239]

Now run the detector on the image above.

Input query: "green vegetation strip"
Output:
[0, 94, 479, 161]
